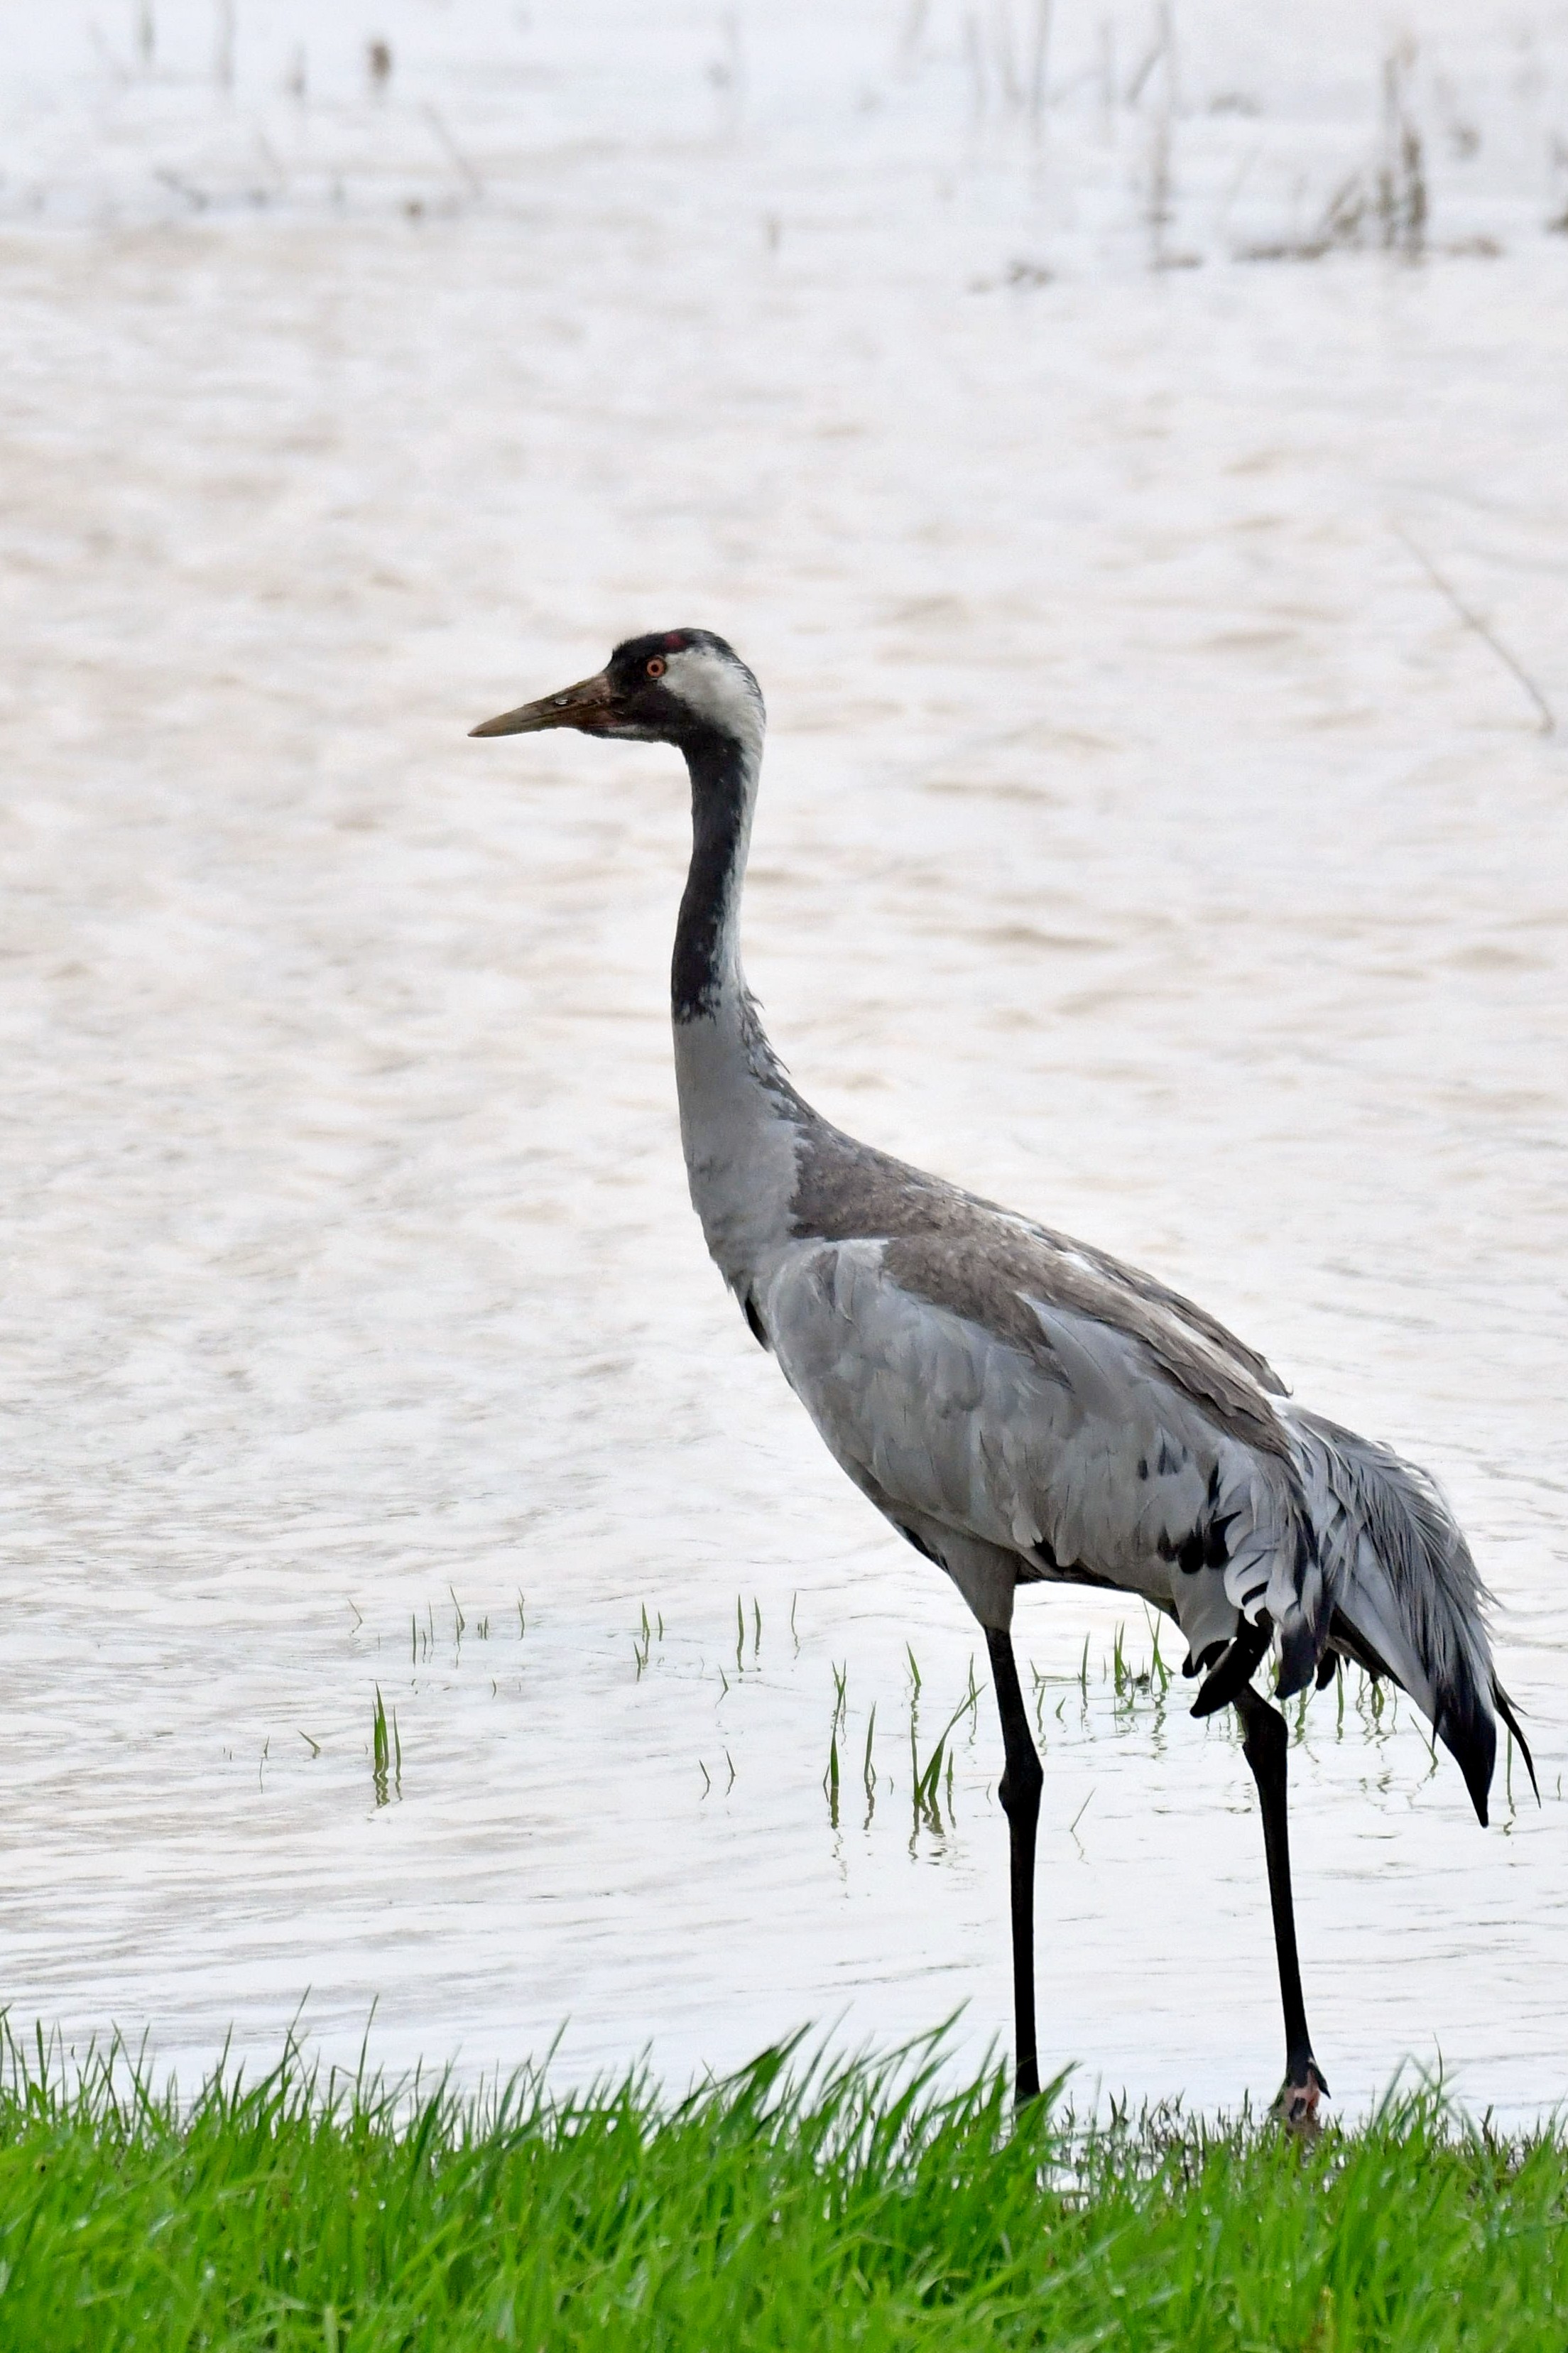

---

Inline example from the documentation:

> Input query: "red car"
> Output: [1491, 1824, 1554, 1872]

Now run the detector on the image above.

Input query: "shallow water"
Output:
[1, 3, 1566, 2121]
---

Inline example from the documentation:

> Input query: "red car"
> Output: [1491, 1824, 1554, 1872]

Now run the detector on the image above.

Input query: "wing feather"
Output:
[763, 1236, 1314, 1669]
[791, 1124, 1289, 1401]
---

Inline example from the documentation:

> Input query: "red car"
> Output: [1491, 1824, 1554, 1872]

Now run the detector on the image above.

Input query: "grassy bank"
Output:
[1, 2031, 1565, 2351]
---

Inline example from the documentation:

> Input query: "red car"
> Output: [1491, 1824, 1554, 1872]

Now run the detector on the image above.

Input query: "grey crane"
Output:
[472, 628, 1534, 2125]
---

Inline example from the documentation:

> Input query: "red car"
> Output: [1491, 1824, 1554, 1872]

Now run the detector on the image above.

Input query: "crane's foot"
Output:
[1273, 2061, 1329, 2136]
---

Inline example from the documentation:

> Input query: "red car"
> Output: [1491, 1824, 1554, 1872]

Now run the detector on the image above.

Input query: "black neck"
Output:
[671, 729, 753, 1023]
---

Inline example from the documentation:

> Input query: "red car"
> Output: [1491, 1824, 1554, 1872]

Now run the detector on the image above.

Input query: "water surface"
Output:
[1, 1, 1565, 2121]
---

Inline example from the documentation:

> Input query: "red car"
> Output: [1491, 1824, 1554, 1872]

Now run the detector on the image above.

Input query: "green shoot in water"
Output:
[371, 1688, 401, 1807]
[824, 1665, 847, 1827]
[913, 1681, 985, 1833]
[1143, 1604, 1171, 1694]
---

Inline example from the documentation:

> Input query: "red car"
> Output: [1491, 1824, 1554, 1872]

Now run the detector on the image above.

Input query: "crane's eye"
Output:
[646, 656, 666, 678]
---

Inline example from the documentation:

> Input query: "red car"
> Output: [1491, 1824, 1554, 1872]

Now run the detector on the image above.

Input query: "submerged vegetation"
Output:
[1, 2028, 1565, 2351]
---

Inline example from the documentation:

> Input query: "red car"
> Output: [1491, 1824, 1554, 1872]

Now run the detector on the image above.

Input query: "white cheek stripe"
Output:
[662, 646, 765, 758]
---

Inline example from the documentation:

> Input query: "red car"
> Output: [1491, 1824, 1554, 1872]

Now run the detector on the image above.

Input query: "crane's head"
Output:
[470, 629, 764, 761]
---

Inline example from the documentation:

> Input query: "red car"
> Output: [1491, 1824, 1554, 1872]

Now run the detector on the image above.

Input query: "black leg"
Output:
[986, 1627, 1044, 2104]
[1234, 1683, 1329, 2128]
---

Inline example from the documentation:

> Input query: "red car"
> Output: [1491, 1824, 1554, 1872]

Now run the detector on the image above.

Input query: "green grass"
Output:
[2, 2027, 1565, 2351]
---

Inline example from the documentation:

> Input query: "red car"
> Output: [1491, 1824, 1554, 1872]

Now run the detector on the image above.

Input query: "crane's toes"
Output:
[1274, 2063, 1329, 2137]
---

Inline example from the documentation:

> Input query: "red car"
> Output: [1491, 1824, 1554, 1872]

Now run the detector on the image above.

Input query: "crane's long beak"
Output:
[469, 670, 616, 737]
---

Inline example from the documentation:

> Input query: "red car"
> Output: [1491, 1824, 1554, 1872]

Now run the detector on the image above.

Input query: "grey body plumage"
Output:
[473, 627, 1534, 2121]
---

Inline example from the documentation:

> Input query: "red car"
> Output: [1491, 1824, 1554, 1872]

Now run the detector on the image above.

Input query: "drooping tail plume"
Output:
[1290, 1411, 1535, 1826]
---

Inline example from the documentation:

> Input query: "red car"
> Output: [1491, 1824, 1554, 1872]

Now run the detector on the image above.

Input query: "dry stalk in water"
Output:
[1395, 527, 1556, 737]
